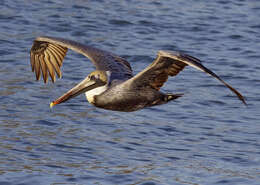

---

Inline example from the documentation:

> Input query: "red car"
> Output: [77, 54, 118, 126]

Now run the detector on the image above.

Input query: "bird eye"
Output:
[90, 75, 95, 80]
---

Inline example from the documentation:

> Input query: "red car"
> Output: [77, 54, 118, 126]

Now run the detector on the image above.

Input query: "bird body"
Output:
[30, 36, 246, 112]
[81, 71, 176, 111]
[90, 82, 180, 112]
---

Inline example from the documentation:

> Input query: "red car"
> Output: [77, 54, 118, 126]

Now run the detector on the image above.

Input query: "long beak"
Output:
[50, 78, 105, 108]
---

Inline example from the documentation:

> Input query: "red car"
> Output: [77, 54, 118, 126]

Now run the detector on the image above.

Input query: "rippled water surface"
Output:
[0, 0, 260, 184]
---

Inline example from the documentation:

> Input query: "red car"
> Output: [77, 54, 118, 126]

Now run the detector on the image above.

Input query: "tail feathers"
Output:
[165, 93, 183, 102]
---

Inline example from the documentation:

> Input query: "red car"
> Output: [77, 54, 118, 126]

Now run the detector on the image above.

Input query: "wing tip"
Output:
[158, 50, 248, 106]
[238, 94, 247, 106]
[30, 36, 65, 84]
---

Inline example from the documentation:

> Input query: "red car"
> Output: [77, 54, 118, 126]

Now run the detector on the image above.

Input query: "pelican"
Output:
[30, 36, 246, 112]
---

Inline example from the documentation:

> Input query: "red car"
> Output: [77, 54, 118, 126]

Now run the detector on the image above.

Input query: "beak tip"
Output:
[50, 102, 55, 108]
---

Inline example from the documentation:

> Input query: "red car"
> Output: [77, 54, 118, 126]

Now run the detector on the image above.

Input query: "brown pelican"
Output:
[30, 36, 246, 112]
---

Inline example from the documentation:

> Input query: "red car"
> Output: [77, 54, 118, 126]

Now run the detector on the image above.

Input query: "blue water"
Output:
[0, 0, 260, 184]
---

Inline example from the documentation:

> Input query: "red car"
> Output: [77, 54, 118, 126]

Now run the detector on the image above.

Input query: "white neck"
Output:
[85, 85, 107, 104]
[85, 71, 111, 104]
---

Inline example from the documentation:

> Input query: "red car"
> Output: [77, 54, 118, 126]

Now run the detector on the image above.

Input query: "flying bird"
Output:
[30, 36, 246, 112]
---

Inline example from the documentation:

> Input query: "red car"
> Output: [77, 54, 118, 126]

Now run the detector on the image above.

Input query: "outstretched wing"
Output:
[30, 36, 132, 83]
[127, 50, 246, 105]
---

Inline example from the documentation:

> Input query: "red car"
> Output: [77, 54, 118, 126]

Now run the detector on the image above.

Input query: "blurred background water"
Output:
[0, 0, 260, 184]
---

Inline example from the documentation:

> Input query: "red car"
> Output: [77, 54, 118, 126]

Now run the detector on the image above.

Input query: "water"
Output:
[0, 0, 259, 184]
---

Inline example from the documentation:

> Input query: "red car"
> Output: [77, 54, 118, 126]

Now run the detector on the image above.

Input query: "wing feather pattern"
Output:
[34, 54, 41, 81]
[30, 36, 132, 83]
[44, 51, 56, 82]
[30, 39, 67, 83]
[39, 54, 48, 83]
[128, 50, 246, 105]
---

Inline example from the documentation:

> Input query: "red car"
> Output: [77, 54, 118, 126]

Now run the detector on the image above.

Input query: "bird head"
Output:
[50, 70, 110, 107]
